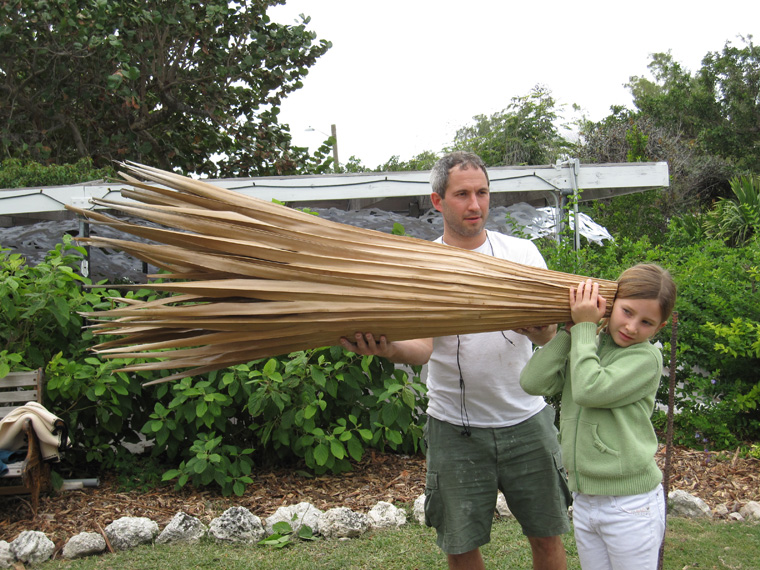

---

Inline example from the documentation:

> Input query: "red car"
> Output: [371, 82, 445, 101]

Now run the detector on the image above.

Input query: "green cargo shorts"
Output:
[424, 406, 572, 555]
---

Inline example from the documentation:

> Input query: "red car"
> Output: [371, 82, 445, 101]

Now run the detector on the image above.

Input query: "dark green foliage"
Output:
[0, 158, 114, 188]
[0, 237, 95, 367]
[154, 350, 427, 495]
[0, 0, 331, 177]
[585, 190, 670, 245]
[627, 37, 760, 180]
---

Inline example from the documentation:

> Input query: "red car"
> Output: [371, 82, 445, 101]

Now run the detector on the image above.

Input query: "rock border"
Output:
[1, 492, 758, 567]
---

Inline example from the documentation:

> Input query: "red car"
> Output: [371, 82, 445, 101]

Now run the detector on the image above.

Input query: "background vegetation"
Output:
[1, 3, 759, 494]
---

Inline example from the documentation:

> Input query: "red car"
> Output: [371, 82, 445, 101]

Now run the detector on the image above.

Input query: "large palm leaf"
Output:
[66, 162, 617, 383]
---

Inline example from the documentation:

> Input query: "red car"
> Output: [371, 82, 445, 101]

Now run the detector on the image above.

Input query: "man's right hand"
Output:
[340, 332, 392, 357]
[338, 333, 433, 366]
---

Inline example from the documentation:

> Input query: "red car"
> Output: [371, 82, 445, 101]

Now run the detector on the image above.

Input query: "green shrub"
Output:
[150, 348, 427, 495]
[0, 237, 95, 367]
[0, 157, 113, 188]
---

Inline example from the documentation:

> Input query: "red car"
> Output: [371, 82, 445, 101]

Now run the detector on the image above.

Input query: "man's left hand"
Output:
[513, 324, 558, 346]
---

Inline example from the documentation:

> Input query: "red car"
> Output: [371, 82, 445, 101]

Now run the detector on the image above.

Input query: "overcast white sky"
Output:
[268, 1, 758, 169]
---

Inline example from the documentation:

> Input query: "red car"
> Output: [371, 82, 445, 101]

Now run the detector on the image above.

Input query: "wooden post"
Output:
[330, 123, 339, 172]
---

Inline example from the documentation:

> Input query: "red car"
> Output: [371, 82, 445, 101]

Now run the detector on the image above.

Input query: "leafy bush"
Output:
[0, 237, 95, 367]
[584, 189, 670, 245]
[151, 349, 427, 495]
[703, 174, 760, 246]
[0, 157, 113, 188]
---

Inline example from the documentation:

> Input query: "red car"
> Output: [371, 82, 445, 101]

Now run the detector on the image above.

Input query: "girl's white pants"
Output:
[572, 484, 666, 570]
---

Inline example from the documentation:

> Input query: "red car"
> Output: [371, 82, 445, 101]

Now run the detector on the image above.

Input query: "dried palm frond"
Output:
[66, 162, 618, 383]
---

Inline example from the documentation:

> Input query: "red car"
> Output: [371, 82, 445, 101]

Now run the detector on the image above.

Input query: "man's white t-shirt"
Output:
[425, 230, 548, 428]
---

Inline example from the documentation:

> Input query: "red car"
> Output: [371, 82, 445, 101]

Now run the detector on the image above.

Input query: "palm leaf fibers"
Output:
[66, 162, 617, 383]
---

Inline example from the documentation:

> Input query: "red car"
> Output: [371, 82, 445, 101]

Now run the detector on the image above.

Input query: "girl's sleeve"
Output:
[569, 322, 663, 408]
[519, 329, 571, 396]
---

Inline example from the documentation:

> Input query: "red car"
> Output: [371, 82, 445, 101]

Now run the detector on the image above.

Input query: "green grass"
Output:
[44, 517, 759, 570]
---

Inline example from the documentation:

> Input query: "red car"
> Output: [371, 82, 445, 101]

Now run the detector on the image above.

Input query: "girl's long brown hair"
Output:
[616, 264, 677, 323]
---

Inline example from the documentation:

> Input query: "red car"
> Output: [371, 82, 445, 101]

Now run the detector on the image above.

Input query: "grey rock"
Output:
[9, 530, 55, 564]
[0, 541, 13, 569]
[156, 512, 208, 545]
[739, 501, 760, 522]
[209, 506, 265, 544]
[62, 532, 107, 559]
[714, 503, 730, 517]
[105, 516, 159, 550]
[318, 507, 369, 539]
[412, 493, 426, 525]
[668, 489, 713, 519]
[264, 502, 323, 536]
[367, 501, 407, 530]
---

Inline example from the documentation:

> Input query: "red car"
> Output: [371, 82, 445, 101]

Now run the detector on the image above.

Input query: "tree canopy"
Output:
[0, 0, 331, 177]
[627, 35, 760, 173]
[449, 85, 573, 167]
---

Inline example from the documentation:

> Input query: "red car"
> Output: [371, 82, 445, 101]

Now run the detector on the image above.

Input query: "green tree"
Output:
[449, 85, 573, 167]
[376, 150, 439, 172]
[578, 105, 735, 222]
[627, 36, 760, 174]
[0, 1, 331, 177]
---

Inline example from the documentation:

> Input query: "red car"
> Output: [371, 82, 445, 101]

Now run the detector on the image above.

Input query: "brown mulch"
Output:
[1, 446, 758, 547]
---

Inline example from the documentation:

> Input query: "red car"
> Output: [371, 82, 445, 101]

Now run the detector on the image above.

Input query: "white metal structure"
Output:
[1, 160, 668, 217]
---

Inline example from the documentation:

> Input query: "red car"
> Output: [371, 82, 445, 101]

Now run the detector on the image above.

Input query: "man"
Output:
[340, 151, 570, 570]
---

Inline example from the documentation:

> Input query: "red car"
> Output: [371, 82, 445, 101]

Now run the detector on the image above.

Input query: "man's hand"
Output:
[338, 333, 433, 366]
[339, 332, 393, 358]
[514, 324, 558, 346]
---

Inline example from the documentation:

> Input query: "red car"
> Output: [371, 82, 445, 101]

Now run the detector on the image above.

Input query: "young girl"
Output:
[520, 263, 676, 570]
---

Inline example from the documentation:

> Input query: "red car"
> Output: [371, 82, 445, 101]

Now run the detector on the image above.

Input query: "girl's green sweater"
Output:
[519, 322, 663, 496]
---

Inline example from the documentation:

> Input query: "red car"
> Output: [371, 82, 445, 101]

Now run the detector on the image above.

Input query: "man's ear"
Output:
[430, 192, 443, 212]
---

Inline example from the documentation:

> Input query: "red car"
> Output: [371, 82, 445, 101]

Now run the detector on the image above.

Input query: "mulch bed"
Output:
[1, 446, 758, 548]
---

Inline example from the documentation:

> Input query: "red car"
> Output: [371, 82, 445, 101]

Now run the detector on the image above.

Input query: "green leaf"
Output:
[262, 358, 278, 377]
[402, 386, 416, 409]
[162, 469, 180, 481]
[386, 429, 403, 445]
[310, 365, 326, 387]
[272, 521, 292, 534]
[313, 443, 329, 466]
[347, 437, 364, 462]
[329, 439, 345, 460]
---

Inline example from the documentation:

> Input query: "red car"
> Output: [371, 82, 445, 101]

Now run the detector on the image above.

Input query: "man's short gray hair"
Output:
[429, 151, 489, 197]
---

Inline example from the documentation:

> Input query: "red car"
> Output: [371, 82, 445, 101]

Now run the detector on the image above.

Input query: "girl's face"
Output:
[608, 297, 666, 347]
